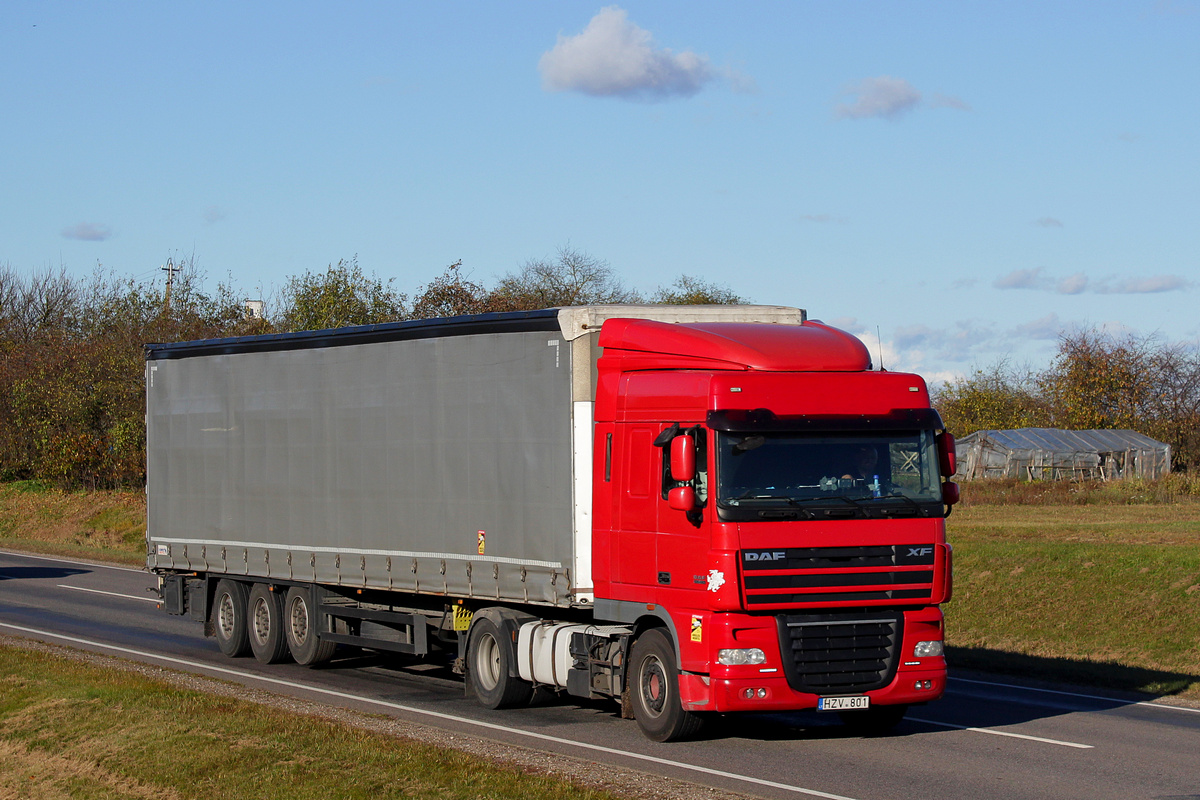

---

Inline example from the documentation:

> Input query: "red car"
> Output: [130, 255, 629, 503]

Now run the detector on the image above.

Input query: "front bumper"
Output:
[682, 665, 945, 713]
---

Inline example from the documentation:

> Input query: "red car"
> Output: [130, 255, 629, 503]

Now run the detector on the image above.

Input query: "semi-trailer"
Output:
[147, 304, 957, 741]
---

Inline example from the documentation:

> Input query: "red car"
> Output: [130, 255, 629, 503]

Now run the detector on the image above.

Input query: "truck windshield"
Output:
[715, 430, 945, 520]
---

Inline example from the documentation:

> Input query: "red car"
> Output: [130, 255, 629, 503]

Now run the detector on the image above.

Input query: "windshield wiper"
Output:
[876, 493, 920, 507]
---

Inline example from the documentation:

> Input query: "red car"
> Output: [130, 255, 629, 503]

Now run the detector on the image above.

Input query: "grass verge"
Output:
[0, 642, 627, 800]
[946, 501, 1200, 700]
[0, 481, 144, 566]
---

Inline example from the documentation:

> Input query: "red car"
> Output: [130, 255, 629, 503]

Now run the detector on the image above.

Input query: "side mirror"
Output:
[942, 481, 960, 506]
[668, 486, 696, 511]
[670, 434, 696, 482]
[937, 432, 957, 477]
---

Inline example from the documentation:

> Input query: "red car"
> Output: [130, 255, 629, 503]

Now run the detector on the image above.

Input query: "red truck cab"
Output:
[590, 318, 955, 740]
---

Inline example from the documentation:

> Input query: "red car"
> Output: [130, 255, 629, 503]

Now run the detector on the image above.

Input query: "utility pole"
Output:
[162, 257, 179, 313]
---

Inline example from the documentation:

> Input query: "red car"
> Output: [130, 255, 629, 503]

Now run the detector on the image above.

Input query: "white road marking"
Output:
[0, 621, 860, 800]
[949, 676, 1200, 715]
[56, 585, 159, 604]
[0, 548, 146, 574]
[909, 716, 1093, 749]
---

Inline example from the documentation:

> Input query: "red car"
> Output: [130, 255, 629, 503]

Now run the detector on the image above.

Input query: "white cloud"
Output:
[62, 222, 112, 241]
[994, 267, 1190, 295]
[1098, 274, 1191, 294]
[893, 321, 998, 363]
[930, 93, 972, 111]
[1011, 313, 1062, 340]
[993, 267, 1050, 290]
[1057, 273, 1088, 294]
[727, 68, 758, 95]
[835, 76, 921, 120]
[539, 6, 714, 100]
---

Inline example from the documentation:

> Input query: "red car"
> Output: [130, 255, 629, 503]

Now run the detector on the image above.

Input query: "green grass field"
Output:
[0, 643, 626, 800]
[945, 499, 1200, 699]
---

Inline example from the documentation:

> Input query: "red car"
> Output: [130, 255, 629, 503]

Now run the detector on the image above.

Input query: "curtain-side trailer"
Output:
[148, 305, 957, 741]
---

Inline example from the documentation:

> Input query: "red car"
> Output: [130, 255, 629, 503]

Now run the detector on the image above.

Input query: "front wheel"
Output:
[468, 617, 533, 709]
[629, 629, 703, 742]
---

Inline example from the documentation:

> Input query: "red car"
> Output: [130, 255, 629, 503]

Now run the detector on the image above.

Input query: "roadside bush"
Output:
[959, 475, 1200, 506]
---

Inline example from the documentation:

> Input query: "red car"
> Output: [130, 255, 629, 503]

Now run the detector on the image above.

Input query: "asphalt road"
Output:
[2, 548, 1198, 800]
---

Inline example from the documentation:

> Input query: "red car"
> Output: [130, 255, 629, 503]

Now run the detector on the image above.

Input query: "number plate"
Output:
[817, 695, 870, 711]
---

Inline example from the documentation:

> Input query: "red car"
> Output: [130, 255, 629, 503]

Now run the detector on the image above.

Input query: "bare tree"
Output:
[408, 261, 491, 319]
[651, 274, 745, 305]
[491, 246, 641, 309]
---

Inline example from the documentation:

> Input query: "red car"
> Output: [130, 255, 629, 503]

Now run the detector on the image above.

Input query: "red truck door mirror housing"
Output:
[942, 481, 960, 506]
[670, 434, 696, 482]
[937, 432, 956, 477]
[668, 486, 696, 511]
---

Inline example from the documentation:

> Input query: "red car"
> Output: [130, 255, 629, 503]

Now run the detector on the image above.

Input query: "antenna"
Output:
[876, 325, 885, 371]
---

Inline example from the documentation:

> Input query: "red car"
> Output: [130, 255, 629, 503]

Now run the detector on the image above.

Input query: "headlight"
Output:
[717, 648, 766, 665]
[913, 640, 944, 658]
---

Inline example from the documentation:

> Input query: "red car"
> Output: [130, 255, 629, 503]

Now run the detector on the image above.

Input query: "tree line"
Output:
[6, 248, 1196, 488]
[0, 249, 742, 488]
[932, 330, 1200, 471]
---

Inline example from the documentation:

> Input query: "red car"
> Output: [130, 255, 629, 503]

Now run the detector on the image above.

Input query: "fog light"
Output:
[756, 688, 768, 699]
[913, 640, 944, 658]
[743, 688, 755, 699]
[718, 648, 766, 666]
[914, 680, 933, 690]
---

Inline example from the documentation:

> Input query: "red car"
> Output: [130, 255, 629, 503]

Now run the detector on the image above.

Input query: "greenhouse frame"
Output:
[953, 428, 1171, 481]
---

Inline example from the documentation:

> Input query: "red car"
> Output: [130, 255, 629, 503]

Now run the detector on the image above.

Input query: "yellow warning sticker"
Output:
[477, 530, 486, 555]
[453, 605, 473, 632]
[690, 614, 703, 643]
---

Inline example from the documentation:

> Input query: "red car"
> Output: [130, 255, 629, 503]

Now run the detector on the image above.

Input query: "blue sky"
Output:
[3, 1, 1197, 382]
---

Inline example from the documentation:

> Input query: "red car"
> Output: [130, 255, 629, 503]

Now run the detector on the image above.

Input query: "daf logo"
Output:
[745, 551, 787, 562]
[907, 547, 934, 557]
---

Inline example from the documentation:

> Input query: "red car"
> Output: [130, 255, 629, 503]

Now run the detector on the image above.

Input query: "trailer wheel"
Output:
[284, 587, 336, 666]
[468, 617, 533, 709]
[838, 704, 909, 735]
[629, 628, 703, 742]
[213, 580, 251, 657]
[247, 583, 290, 664]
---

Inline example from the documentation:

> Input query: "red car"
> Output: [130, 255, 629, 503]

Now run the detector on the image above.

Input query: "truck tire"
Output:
[629, 628, 704, 742]
[468, 617, 534, 709]
[247, 583, 290, 664]
[284, 586, 336, 666]
[839, 704, 908, 735]
[213, 580, 251, 657]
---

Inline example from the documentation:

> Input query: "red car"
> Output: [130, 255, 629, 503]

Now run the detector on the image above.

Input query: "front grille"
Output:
[775, 611, 903, 694]
[741, 544, 936, 609]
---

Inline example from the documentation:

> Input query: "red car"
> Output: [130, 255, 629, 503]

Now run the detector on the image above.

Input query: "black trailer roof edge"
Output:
[145, 308, 564, 360]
